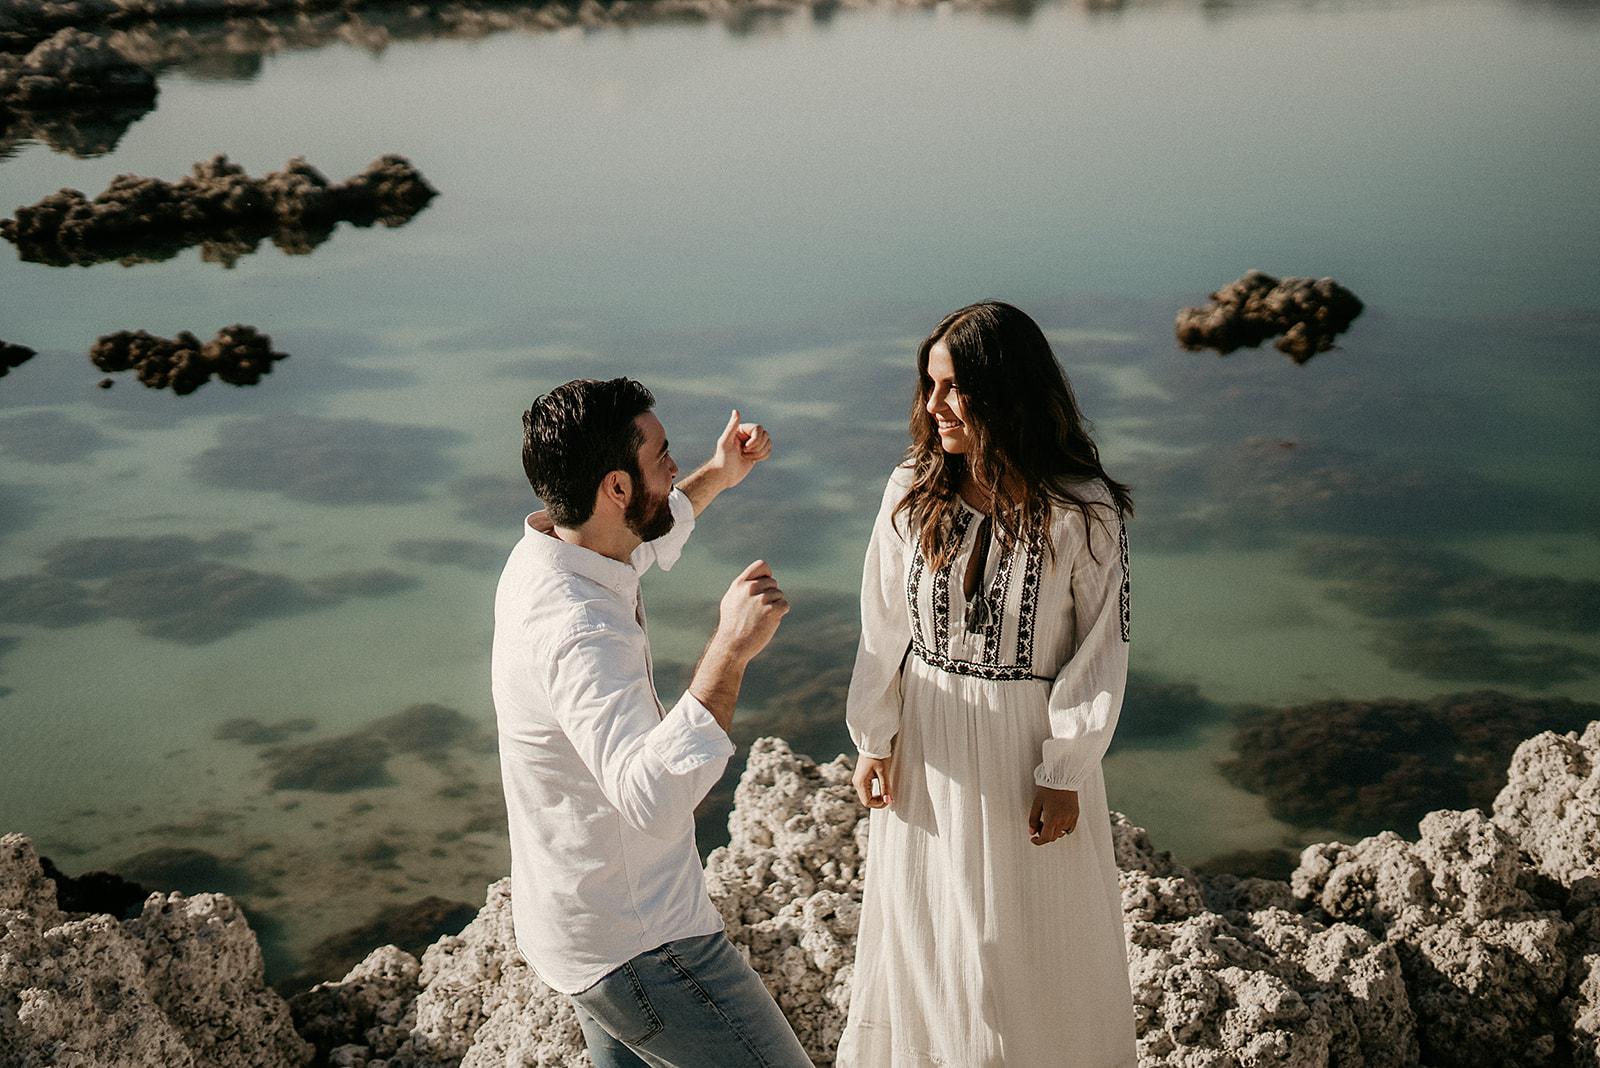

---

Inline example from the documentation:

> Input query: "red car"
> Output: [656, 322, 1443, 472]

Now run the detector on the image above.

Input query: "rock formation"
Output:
[6, 722, 1598, 1067]
[0, 27, 155, 108]
[89, 323, 288, 393]
[0, 833, 312, 1067]
[0, 339, 35, 378]
[1, 154, 437, 267]
[1176, 270, 1364, 363]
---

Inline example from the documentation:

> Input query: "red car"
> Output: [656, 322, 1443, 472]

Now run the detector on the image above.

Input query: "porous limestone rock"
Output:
[0, 27, 155, 108]
[1294, 807, 1587, 1068]
[1118, 817, 1418, 1068]
[0, 832, 311, 1068]
[0, 153, 437, 267]
[1176, 270, 1364, 363]
[10, 720, 1600, 1067]
[702, 739, 865, 1063]
[90, 323, 288, 393]
[344, 877, 587, 1068]
[1493, 722, 1600, 888]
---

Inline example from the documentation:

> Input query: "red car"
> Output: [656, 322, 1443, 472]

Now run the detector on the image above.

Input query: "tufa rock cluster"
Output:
[1177, 270, 1364, 363]
[0, 833, 312, 1067]
[0, 27, 155, 108]
[89, 323, 287, 393]
[1, 153, 438, 267]
[6, 723, 1599, 1066]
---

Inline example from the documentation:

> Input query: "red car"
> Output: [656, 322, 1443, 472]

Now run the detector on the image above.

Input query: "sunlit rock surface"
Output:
[1176, 270, 1364, 363]
[0, 27, 154, 106]
[0, 833, 312, 1067]
[6, 723, 1598, 1066]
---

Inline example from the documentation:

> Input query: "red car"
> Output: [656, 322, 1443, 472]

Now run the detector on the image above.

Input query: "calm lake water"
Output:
[2, 0, 1598, 983]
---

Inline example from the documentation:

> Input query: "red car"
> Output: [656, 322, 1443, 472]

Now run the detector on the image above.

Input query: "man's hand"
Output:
[853, 753, 894, 809]
[680, 409, 772, 517]
[1028, 785, 1079, 846]
[714, 559, 789, 661]
[689, 560, 789, 731]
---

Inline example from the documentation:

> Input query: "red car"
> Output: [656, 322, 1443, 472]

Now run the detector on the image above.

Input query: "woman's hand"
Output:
[1028, 785, 1079, 845]
[853, 753, 894, 808]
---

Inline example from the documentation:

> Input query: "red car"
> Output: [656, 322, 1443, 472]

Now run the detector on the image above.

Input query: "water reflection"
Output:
[0, 341, 34, 378]
[0, 409, 115, 463]
[189, 415, 464, 504]
[1133, 439, 1512, 551]
[0, 98, 154, 158]
[0, 530, 429, 644]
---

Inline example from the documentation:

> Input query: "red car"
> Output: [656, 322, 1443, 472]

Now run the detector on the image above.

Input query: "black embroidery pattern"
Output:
[906, 507, 1044, 682]
[1117, 508, 1131, 643]
[974, 542, 1011, 660]
[1016, 539, 1044, 662]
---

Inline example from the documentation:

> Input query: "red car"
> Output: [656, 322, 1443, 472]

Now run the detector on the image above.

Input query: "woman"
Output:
[838, 301, 1138, 1067]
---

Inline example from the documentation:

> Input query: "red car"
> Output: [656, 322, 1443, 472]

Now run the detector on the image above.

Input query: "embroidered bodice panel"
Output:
[906, 502, 1131, 683]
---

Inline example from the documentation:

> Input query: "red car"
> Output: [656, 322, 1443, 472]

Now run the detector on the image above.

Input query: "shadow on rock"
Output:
[279, 896, 478, 995]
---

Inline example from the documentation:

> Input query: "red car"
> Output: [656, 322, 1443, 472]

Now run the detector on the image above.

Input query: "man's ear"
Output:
[598, 469, 632, 514]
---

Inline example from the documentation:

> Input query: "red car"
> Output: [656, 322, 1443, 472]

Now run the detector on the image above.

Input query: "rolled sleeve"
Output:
[549, 622, 731, 840]
[651, 690, 737, 774]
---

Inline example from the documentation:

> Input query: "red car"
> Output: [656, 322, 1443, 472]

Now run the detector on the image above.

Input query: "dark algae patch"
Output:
[1222, 690, 1600, 839]
[245, 703, 488, 793]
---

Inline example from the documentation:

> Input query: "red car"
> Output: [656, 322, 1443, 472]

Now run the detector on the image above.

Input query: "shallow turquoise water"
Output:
[1, 0, 1597, 978]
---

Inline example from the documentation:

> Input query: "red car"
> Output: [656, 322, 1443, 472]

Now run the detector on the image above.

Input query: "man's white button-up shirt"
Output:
[492, 488, 734, 994]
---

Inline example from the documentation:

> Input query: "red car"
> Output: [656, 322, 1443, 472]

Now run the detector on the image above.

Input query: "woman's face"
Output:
[924, 340, 972, 456]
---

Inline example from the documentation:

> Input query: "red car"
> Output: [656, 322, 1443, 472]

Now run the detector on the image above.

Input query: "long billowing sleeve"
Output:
[1035, 501, 1130, 791]
[846, 467, 914, 760]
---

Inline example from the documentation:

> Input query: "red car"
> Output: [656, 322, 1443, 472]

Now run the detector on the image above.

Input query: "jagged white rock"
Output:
[0, 833, 311, 1067]
[7, 722, 1600, 1067]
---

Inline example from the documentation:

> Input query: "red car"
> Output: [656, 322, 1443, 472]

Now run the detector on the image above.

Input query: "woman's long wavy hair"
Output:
[897, 300, 1133, 571]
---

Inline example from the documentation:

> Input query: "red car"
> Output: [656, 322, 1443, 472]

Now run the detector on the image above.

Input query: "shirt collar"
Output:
[519, 517, 640, 598]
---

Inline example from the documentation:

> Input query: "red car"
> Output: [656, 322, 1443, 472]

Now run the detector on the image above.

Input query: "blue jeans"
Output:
[569, 931, 814, 1068]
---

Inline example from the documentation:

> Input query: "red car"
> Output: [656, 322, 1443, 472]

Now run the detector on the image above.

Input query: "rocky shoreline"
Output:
[4, 720, 1598, 1067]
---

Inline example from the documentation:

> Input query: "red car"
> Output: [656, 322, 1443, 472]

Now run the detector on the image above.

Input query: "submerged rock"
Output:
[1222, 690, 1600, 839]
[1176, 270, 1364, 363]
[1, 154, 437, 267]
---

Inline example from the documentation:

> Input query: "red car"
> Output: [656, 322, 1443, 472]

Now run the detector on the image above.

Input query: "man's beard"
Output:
[624, 484, 674, 542]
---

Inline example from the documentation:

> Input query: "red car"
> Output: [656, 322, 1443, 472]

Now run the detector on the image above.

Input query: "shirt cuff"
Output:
[648, 489, 696, 572]
[651, 690, 735, 774]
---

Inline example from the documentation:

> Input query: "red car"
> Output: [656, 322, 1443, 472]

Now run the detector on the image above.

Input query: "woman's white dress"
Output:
[838, 465, 1137, 1068]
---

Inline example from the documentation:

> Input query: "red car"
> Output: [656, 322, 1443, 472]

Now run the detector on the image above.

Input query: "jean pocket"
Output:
[578, 961, 665, 1046]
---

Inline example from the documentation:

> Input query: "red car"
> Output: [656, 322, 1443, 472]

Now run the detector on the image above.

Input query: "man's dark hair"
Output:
[522, 377, 655, 527]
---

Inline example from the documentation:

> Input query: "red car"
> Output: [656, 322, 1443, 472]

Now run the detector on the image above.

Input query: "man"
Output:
[492, 377, 813, 1068]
